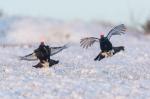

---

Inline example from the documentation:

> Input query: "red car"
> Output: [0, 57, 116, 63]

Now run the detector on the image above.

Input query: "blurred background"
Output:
[0, 0, 150, 45]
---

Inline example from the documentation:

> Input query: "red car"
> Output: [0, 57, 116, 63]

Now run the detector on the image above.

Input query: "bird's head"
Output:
[40, 35, 46, 45]
[40, 41, 45, 45]
[100, 32, 104, 38]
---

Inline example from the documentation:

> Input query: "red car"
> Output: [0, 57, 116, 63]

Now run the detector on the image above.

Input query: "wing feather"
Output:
[80, 37, 100, 49]
[50, 44, 68, 56]
[106, 24, 126, 39]
[20, 52, 38, 61]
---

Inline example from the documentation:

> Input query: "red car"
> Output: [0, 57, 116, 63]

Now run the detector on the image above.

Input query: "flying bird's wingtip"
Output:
[19, 56, 23, 60]
[63, 43, 70, 49]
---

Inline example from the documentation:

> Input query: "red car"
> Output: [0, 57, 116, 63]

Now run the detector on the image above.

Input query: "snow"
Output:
[0, 17, 150, 99]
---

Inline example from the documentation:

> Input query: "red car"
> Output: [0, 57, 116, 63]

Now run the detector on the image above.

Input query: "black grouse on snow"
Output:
[21, 42, 68, 68]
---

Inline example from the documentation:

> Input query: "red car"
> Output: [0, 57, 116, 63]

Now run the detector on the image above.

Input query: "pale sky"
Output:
[0, 0, 150, 24]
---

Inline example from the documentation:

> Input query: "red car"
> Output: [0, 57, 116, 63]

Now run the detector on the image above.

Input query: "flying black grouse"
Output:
[80, 24, 126, 61]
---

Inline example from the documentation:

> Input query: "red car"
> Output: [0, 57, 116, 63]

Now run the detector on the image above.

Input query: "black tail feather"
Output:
[33, 59, 59, 68]
[113, 46, 124, 55]
[49, 59, 59, 67]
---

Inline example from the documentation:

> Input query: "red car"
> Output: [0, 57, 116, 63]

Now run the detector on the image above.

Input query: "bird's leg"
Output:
[94, 52, 101, 61]
[98, 54, 105, 61]
[94, 52, 105, 61]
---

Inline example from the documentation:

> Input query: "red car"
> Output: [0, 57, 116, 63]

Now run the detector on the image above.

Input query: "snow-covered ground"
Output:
[0, 17, 150, 99]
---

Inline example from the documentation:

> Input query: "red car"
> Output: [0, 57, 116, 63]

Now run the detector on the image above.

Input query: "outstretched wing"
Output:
[50, 44, 68, 56]
[20, 44, 68, 61]
[106, 24, 126, 40]
[20, 52, 38, 61]
[80, 37, 100, 49]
